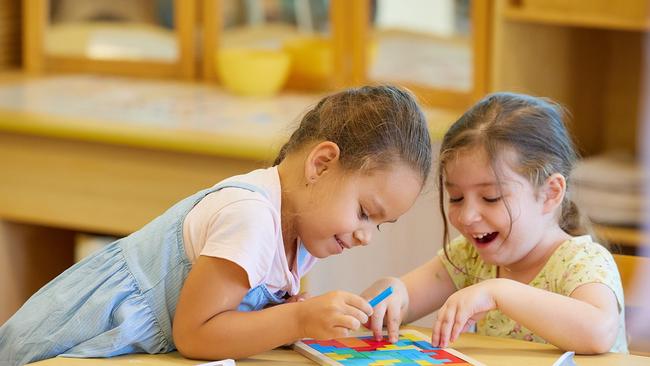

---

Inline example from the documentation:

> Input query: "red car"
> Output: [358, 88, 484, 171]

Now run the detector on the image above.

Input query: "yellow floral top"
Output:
[438, 235, 628, 353]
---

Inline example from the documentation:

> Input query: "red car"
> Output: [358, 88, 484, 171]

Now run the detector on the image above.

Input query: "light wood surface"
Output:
[596, 224, 648, 249]
[612, 254, 650, 354]
[502, 0, 650, 31]
[26, 327, 650, 365]
[614, 254, 650, 308]
[0, 131, 263, 235]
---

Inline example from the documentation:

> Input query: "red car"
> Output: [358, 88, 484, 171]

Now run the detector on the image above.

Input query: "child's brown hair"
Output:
[438, 92, 601, 265]
[274, 85, 432, 184]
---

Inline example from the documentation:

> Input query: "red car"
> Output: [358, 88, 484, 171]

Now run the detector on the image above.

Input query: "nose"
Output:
[458, 201, 482, 227]
[353, 226, 373, 246]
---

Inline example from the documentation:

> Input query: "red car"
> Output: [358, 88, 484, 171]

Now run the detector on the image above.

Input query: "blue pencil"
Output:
[368, 286, 393, 307]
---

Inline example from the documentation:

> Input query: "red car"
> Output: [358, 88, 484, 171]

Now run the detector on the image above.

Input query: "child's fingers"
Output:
[433, 305, 455, 348]
[331, 326, 351, 339]
[368, 305, 386, 341]
[335, 314, 362, 331]
[385, 308, 401, 343]
[431, 307, 443, 346]
[343, 304, 370, 325]
[285, 292, 309, 303]
[431, 321, 440, 347]
[439, 311, 456, 348]
[450, 310, 470, 343]
[461, 318, 476, 334]
[344, 292, 374, 316]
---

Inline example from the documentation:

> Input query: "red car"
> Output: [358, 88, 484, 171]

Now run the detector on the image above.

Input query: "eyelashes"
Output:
[359, 206, 369, 220]
[448, 196, 503, 203]
[484, 197, 502, 203]
[359, 206, 383, 231]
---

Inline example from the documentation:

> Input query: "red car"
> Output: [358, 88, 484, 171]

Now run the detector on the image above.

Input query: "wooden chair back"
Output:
[613, 254, 650, 355]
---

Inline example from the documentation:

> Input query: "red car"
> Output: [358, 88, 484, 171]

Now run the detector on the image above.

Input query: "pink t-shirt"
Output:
[182, 167, 316, 295]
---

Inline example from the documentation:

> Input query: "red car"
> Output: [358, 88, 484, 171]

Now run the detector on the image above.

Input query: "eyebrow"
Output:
[371, 199, 397, 223]
[444, 181, 498, 188]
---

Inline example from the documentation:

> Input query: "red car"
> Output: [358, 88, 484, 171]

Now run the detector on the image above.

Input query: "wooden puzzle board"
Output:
[294, 329, 485, 366]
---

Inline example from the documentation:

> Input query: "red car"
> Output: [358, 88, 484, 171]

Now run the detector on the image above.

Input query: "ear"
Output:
[541, 173, 566, 214]
[304, 141, 341, 183]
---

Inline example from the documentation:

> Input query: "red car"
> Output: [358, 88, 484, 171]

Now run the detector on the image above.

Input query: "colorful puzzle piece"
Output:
[294, 330, 484, 366]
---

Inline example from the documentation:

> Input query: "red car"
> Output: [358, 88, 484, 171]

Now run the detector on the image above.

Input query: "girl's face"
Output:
[444, 148, 549, 266]
[296, 162, 422, 258]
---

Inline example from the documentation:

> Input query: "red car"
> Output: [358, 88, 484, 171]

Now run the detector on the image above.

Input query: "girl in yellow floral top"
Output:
[362, 92, 628, 354]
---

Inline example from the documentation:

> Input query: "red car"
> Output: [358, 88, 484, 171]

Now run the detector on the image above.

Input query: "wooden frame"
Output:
[293, 329, 486, 366]
[502, 0, 650, 31]
[23, 0, 197, 79]
[201, 0, 356, 88]
[351, 0, 492, 110]
[614, 254, 650, 309]
[201, 0, 222, 81]
[200, 0, 491, 103]
[613, 254, 650, 355]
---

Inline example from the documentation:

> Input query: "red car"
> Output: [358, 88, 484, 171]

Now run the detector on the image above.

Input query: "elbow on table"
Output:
[173, 326, 237, 360]
[574, 319, 618, 354]
[173, 328, 199, 359]
[576, 337, 614, 355]
[173, 326, 209, 360]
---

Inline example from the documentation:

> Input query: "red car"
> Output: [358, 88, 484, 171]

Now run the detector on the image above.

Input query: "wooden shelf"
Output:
[594, 224, 648, 249]
[503, 0, 650, 31]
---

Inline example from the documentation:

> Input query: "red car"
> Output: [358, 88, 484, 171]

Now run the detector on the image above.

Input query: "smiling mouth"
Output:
[334, 235, 347, 250]
[472, 232, 498, 245]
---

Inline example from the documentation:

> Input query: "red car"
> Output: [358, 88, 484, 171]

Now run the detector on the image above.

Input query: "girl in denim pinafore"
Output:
[0, 85, 434, 364]
[0, 182, 293, 365]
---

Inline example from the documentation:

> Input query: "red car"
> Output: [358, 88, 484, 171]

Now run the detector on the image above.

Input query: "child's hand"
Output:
[297, 291, 372, 340]
[432, 279, 500, 348]
[361, 277, 409, 343]
[285, 292, 310, 303]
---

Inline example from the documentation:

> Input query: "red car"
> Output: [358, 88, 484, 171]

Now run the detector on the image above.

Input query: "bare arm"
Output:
[173, 256, 372, 360]
[433, 278, 619, 354]
[362, 256, 456, 342]
[495, 280, 619, 353]
[401, 256, 457, 323]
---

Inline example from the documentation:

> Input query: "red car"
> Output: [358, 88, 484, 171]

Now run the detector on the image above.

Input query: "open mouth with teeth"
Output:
[472, 232, 498, 245]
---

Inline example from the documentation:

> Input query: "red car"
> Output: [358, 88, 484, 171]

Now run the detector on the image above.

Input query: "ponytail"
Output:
[559, 198, 583, 236]
[560, 198, 609, 250]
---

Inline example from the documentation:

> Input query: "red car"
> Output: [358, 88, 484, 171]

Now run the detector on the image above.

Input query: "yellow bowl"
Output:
[216, 48, 291, 97]
[283, 36, 378, 91]
[283, 36, 333, 91]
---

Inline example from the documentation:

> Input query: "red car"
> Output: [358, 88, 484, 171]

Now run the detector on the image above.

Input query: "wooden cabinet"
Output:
[492, 0, 646, 157]
[359, 0, 492, 109]
[201, 0, 355, 91]
[23, 0, 197, 78]
[23, 0, 493, 109]
[491, 0, 648, 250]
[202, 0, 491, 109]
[503, 0, 650, 31]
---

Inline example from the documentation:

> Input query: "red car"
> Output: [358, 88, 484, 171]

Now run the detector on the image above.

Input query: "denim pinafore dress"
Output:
[0, 181, 299, 365]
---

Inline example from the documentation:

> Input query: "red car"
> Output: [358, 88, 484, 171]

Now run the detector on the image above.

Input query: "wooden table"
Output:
[27, 327, 650, 366]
